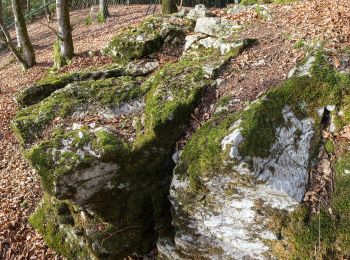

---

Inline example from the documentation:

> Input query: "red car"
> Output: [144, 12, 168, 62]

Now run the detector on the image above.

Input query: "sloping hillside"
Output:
[1, 0, 350, 258]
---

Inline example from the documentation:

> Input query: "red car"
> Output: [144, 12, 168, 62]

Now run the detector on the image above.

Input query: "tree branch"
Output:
[37, 20, 62, 40]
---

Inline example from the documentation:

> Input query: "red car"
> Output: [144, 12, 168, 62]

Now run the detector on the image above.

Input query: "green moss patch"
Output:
[29, 194, 92, 259]
[135, 45, 245, 150]
[25, 127, 128, 194]
[15, 63, 127, 108]
[176, 114, 240, 191]
[239, 52, 350, 158]
[175, 51, 350, 192]
[105, 17, 164, 61]
[12, 77, 142, 144]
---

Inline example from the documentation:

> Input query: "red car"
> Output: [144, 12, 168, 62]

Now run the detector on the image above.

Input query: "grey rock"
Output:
[174, 9, 188, 18]
[186, 4, 214, 20]
[163, 105, 315, 259]
[126, 60, 160, 76]
[288, 55, 316, 78]
[198, 36, 244, 54]
[184, 33, 207, 51]
[194, 17, 241, 37]
[227, 5, 254, 15]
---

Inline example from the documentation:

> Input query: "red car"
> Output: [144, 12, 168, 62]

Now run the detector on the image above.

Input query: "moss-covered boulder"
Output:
[13, 13, 252, 257]
[104, 16, 193, 61]
[158, 52, 350, 259]
[15, 59, 159, 108]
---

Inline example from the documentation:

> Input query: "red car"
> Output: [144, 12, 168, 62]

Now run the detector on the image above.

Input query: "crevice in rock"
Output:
[304, 107, 335, 214]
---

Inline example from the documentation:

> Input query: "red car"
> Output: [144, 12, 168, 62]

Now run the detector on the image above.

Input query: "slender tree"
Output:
[44, 0, 52, 21]
[0, 0, 2, 24]
[0, 0, 5, 51]
[14, 21, 22, 47]
[162, 0, 177, 15]
[0, 24, 29, 69]
[98, 0, 109, 22]
[56, 0, 74, 67]
[12, 0, 36, 67]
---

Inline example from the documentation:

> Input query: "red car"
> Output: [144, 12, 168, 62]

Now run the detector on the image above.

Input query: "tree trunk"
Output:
[44, 0, 52, 21]
[0, 0, 3, 24]
[56, 0, 74, 64]
[27, 0, 30, 11]
[12, 0, 36, 67]
[0, 23, 28, 70]
[0, 0, 5, 51]
[99, 0, 109, 21]
[162, 0, 177, 15]
[15, 22, 22, 47]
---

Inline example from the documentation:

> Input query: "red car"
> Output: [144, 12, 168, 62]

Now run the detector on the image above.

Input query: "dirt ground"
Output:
[0, 0, 349, 258]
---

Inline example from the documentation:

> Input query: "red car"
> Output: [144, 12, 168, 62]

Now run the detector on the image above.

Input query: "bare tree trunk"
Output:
[99, 0, 109, 21]
[162, 0, 177, 15]
[0, 0, 6, 51]
[15, 22, 22, 47]
[0, 23, 28, 70]
[179, 0, 183, 9]
[0, 0, 3, 24]
[44, 0, 52, 21]
[27, 0, 30, 11]
[56, 0, 74, 65]
[12, 0, 36, 67]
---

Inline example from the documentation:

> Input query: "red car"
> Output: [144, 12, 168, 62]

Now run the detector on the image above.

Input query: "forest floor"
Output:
[0, 1, 349, 259]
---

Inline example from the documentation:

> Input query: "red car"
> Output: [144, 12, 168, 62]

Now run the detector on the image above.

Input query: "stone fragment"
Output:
[227, 5, 254, 15]
[194, 17, 241, 37]
[186, 4, 213, 20]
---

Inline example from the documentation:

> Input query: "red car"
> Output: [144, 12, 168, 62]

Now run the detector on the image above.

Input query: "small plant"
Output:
[294, 39, 305, 49]
[85, 15, 92, 26]
[97, 11, 106, 24]
[255, 5, 268, 20]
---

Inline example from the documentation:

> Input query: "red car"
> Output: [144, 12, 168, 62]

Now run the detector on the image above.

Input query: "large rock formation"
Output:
[13, 5, 350, 259]
[158, 52, 350, 259]
[13, 8, 250, 258]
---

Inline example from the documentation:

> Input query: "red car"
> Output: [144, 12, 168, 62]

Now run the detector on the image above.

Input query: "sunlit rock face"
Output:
[159, 108, 314, 259]
[158, 49, 349, 259]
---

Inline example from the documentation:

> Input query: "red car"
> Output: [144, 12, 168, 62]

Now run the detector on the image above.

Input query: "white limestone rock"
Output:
[288, 55, 316, 78]
[186, 4, 214, 20]
[160, 106, 315, 259]
[194, 17, 241, 37]
[126, 60, 159, 76]
[184, 33, 207, 51]
[55, 162, 119, 205]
